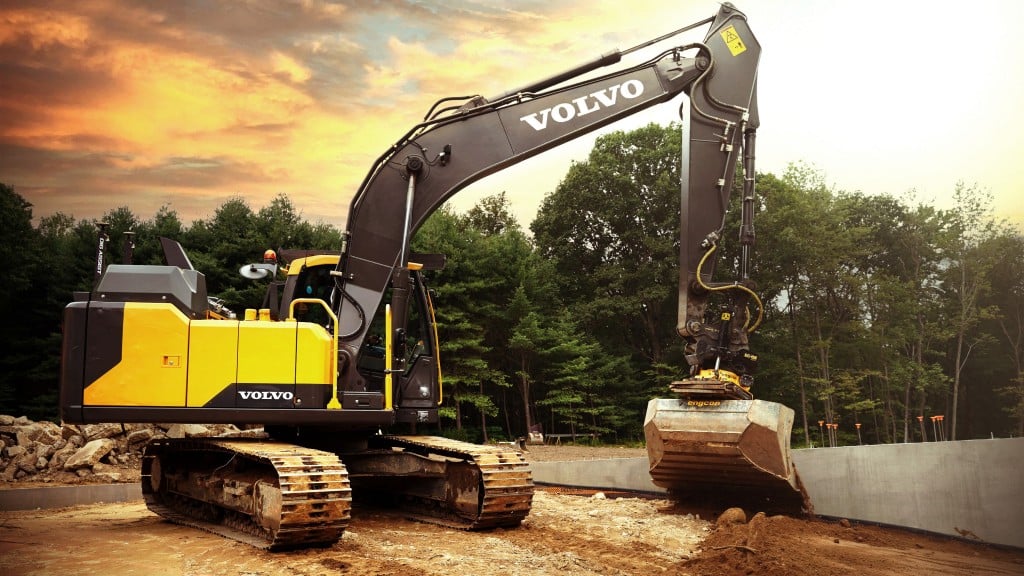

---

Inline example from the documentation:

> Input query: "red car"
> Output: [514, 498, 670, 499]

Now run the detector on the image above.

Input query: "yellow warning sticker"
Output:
[720, 25, 747, 56]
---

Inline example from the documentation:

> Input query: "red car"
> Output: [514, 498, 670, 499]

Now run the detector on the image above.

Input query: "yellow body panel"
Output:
[84, 303, 334, 408]
[295, 323, 333, 384]
[187, 320, 241, 406]
[84, 303, 189, 406]
[238, 321, 297, 384]
[287, 255, 339, 275]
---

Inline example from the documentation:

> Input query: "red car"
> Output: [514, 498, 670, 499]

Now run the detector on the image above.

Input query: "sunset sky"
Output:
[3, 0, 1022, 233]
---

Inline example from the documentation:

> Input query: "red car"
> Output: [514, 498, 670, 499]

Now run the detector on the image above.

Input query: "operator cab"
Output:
[265, 251, 445, 423]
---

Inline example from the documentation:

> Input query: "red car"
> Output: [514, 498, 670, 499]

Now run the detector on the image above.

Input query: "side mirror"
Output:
[239, 263, 277, 280]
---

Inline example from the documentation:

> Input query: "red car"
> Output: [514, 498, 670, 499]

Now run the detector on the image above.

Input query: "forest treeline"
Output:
[1, 123, 1021, 446]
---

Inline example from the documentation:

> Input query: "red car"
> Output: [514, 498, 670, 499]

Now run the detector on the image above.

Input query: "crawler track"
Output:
[346, 435, 534, 529]
[142, 439, 351, 550]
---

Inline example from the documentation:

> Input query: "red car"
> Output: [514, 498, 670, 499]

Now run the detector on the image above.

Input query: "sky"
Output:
[3, 0, 1022, 234]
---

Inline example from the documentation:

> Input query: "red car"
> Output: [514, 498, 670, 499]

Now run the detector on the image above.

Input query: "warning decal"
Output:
[720, 25, 747, 56]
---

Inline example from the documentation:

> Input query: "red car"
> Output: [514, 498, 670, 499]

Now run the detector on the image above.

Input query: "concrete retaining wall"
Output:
[0, 483, 142, 511]
[530, 437, 1024, 549]
[790, 437, 1024, 549]
[530, 459, 667, 494]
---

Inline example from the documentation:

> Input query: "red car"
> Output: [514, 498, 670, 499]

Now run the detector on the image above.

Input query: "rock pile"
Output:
[0, 415, 251, 483]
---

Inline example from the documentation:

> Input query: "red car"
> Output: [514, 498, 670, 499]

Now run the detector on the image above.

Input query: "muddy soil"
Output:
[1, 444, 1022, 575]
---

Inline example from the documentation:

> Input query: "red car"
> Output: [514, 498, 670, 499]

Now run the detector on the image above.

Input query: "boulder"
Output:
[15, 431, 35, 448]
[127, 428, 155, 446]
[14, 422, 61, 446]
[0, 415, 15, 426]
[81, 423, 123, 441]
[63, 438, 116, 470]
[66, 434, 85, 449]
[167, 424, 212, 438]
[40, 421, 64, 443]
[92, 462, 122, 482]
[208, 424, 241, 436]
[1, 461, 18, 482]
[61, 423, 82, 440]
[14, 452, 39, 474]
[716, 507, 748, 528]
[49, 442, 80, 470]
[5, 445, 26, 459]
[34, 442, 56, 460]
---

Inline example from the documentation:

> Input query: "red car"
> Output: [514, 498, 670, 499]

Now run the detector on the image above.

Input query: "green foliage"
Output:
[0, 184, 37, 300]
[533, 124, 682, 372]
[982, 233, 1024, 434]
[413, 198, 542, 437]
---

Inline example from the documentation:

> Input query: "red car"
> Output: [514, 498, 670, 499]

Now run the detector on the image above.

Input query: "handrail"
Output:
[384, 304, 393, 410]
[288, 298, 341, 410]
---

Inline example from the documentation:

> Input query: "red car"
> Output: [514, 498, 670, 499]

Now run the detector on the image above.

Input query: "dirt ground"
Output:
[1, 444, 1022, 576]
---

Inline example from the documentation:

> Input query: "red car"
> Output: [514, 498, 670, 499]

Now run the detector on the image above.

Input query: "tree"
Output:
[754, 165, 872, 444]
[0, 185, 91, 420]
[942, 184, 1003, 440]
[257, 194, 311, 249]
[852, 194, 948, 443]
[0, 183, 35, 302]
[979, 231, 1024, 435]
[466, 191, 516, 236]
[133, 205, 185, 265]
[413, 205, 507, 439]
[0, 184, 40, 415]
[185, 197, 264, 310]
[538, 311, 628, 439]
[506, 285, 548, 436]
[532, 123, 684, 383]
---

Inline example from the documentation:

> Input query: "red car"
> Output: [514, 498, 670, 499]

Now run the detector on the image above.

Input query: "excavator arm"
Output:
[332, 3, 762, 392]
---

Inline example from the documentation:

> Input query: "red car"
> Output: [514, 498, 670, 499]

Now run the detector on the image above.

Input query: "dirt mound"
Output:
[678, 510, 1022, 576]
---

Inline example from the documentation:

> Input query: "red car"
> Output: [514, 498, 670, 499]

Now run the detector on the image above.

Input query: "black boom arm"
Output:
[333, 3, 761, 389]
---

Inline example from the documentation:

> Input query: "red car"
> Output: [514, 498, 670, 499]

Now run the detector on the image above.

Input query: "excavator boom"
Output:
[329, 3, 763, 398]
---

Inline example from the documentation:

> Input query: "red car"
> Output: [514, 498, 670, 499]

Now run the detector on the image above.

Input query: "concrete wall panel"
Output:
[791, 438, 1023, 548]
[530, 438, 1024, 549]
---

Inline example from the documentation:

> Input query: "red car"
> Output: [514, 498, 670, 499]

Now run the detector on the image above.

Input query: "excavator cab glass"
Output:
[357, 272, 435, 390]
[291, 264, 334, 327]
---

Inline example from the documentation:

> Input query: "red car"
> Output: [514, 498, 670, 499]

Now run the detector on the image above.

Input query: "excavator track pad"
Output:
[142, 439, 352, 550]
[341, 435, 534, 529]
[644, 398, 810, 512]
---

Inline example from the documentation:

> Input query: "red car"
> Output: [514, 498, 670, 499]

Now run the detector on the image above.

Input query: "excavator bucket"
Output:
[644, 398, 808, 510]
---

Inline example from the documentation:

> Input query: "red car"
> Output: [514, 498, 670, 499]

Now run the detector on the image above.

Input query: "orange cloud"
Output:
[1, 0, 706, 230]
[3, 0, 1019, 237]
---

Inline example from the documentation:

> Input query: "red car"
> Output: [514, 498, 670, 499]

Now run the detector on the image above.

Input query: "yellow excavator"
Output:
[60, 2, 804, 550]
